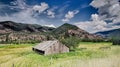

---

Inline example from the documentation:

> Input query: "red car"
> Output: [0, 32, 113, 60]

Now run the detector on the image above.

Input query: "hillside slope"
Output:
[0, 21, 55, 43]
[96, 28, 120, 39]
[53, 23, 103, 40]
[0, 22, 103, 43]
[0, 21, 55, 34]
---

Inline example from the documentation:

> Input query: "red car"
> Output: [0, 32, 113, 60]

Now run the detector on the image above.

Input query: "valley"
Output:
[0, 42, 120, 67]
[0, 21, 120, 67]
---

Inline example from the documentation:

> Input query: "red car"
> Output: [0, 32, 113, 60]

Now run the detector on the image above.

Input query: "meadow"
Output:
[0, 42, 120, 67]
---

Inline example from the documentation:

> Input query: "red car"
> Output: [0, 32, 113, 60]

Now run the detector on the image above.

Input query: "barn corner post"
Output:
[12, 63, 15, 67]
[49, 57, 53, 65]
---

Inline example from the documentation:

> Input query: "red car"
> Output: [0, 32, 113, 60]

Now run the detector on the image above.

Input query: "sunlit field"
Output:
[0, 42, 120, 67]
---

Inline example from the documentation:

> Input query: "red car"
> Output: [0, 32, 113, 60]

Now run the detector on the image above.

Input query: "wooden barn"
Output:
[32, 40, 69, 55]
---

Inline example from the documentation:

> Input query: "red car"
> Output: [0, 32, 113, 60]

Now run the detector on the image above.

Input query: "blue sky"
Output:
[0, 0, 120, 33]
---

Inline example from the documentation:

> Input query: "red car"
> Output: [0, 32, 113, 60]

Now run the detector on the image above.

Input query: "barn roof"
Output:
[33, 40, 58, 51]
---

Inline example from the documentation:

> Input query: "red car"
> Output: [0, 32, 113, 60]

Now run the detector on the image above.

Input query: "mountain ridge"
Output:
[53, 23, 103, 40]
[0, 21, 104, 43]
[95, 28, 120, 39]
[0, 21, 55, 34]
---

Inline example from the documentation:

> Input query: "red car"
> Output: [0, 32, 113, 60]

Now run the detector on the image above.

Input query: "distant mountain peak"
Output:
[95, 28, 120, 39]
[0, 21, 15, 24]
[60, 23, 79, 30]
[53, 23, 103, 40]
[62, 23, 73, 25]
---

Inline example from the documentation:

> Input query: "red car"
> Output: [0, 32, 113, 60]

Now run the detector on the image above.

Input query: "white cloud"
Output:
[74, 0, 120, 33]
[90, 0, 107, 8]
[10, 0, 28, 9]
[0, 1, 53, 25]
[0, 0, 39, 24]
[0, 8, 38, 24]
[62, 10, 79, 22]
[33, 2, 49, 13]
[90, 0, 120, 24]
[46, 10, 55, 18]
[75, 14, 120, 33]
[56, 4, 69, 18]
[44, 24, 56, 28]
[75, 14, 108, 33]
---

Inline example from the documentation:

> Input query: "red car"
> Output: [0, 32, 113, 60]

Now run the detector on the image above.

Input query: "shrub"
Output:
[60, 36, 80, 50]
[112, 40, 120, 45]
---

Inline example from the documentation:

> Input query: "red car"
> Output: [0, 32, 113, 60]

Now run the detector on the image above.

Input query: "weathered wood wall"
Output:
[45, 41, 69, 55]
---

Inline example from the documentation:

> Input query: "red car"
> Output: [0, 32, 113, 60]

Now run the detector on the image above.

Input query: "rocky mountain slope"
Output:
[0, 21, 55, 34]
[0, 21, 103, 43]
[53, 23, 103, 40]
[0, 21, 55, 43]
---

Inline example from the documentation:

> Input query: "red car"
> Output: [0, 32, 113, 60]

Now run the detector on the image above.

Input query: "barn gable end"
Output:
[32, 40, 69, 55]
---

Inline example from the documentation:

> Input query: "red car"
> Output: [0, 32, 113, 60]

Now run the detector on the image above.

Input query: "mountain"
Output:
[0, 21, 55, 43]
[53, 23, 78, 34]
[53, 23, 103, 40]
[95, 28, 120, 39]
[0, 21, 103, 43]
[0, 21, 55, 34]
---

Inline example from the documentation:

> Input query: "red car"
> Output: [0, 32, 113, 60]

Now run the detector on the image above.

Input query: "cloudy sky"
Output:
[0, 0, 120, 33]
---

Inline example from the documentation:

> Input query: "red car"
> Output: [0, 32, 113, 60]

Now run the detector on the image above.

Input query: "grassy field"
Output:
[0, 42, 120, 67]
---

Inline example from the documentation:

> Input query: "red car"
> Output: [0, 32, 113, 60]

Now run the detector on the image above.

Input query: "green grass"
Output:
[0, 42, 120, 67]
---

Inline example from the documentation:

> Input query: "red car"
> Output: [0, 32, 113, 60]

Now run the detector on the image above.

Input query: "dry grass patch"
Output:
[0, 42, 120, 67]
